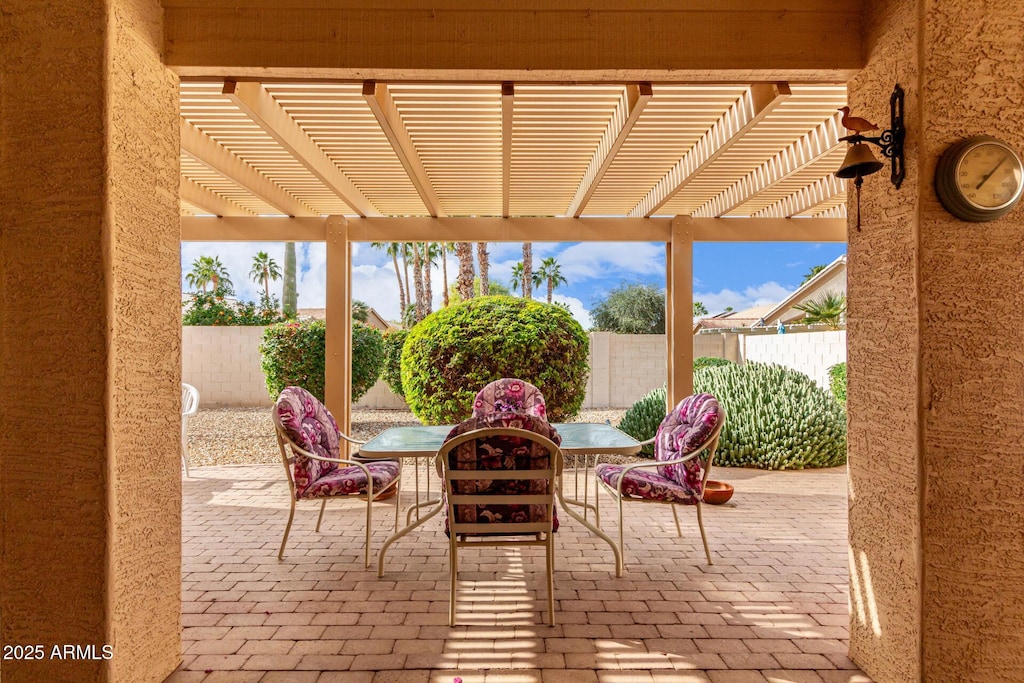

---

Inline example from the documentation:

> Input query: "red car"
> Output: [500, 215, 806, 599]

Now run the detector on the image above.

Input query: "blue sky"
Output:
[182, 241, 847, 327]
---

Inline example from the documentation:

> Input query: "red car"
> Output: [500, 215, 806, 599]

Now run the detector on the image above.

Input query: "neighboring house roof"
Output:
[298, 307, 396, 331]
[761, 254, 847, 325]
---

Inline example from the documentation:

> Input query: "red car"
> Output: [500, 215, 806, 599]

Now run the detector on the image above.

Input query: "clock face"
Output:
[954, 140, 1023, 211]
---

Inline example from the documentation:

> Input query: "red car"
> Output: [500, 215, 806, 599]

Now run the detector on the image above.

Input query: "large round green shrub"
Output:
[260, 319, 385, 403]
[401, 296, 589, 424]
[694, 362, 847, 470]
[381, 328, 409, 398]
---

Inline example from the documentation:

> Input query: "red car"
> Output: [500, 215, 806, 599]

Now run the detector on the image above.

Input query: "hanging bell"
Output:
[835, 143, 884, 179]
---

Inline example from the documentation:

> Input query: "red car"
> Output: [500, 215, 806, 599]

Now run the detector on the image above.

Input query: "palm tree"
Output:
[534, 256, 567, 303]
[372, 241, 407, 319]
[455, 242, 474, 300]
[412, 242, 425, 323]
[439, 242, 450, 307]
[509, 262, 525, 295]
[249, 251, 281, 299]
[801, 264, 827, 285]
[476, 242, 490, 295]
[693, 301, 708, 317]
[186, 255, 232, 294]
[401, 242, 412, 309]
[521, 243, 533, 299]
[352, 299, 370, 323]
[793, 290, 847, 329]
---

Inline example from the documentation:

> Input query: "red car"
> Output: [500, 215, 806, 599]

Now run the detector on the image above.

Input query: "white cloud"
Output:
[552, 293, 592, 329]
[554, 242, 664, 280]
[695, 281, 794, 316]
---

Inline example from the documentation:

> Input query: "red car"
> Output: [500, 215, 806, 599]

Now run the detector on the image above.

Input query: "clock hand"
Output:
[976, 155, 1008, 190]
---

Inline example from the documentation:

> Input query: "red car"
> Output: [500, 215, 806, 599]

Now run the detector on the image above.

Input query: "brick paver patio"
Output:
[167, 463, 872, 683]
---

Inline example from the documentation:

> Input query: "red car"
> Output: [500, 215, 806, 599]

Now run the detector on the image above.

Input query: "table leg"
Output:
[556, 478, 622, 577]
[378, 497, 444, 577]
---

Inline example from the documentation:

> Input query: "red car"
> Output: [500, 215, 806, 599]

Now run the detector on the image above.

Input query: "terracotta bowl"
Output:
[703, 480, 734, 505]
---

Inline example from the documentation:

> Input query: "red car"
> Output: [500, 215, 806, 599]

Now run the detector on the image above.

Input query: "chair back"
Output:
[182, 383, 200, 416]
[654, 394, 725, 497]
[438, 419, 562, 536]
[272, 386, 342, 496]
[471, 378, 548, 419]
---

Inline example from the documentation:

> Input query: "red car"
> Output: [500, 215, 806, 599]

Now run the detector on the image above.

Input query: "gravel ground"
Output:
[186, 407, 632, 469]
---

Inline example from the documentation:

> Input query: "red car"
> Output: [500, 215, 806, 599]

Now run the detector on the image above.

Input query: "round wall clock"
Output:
[935, 135, 1024, 222]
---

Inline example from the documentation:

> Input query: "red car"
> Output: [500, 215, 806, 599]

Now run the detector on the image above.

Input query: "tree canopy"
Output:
[590, 283, 665, 334]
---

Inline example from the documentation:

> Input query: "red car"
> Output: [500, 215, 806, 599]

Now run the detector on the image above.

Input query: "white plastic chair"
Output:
[181, 383, 200, 477]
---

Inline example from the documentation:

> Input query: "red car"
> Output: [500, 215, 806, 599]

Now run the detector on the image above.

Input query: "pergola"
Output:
[179, 79, 848, 426]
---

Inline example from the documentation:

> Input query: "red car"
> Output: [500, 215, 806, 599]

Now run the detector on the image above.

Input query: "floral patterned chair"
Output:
[595, 393, 725, 567]
[436, 378, 562, 625]
[272, 386, 401, 566]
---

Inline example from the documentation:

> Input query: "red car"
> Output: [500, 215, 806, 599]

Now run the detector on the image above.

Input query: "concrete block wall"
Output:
[742, 329, 847, 389]
[182, 326, 847, 409]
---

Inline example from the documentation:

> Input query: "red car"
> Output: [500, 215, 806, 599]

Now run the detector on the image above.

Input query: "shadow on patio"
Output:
[168, 465, 872, 683]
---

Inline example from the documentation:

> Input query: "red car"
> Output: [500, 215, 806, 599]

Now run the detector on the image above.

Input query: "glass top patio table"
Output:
[360, 422, 642, 458]
[365, 422, 639, 578]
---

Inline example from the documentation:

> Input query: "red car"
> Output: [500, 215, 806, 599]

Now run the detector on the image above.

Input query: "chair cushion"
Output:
[443, 412, 560, 532]
[272, 386, 342, 497]
[302, 461, 401, 499]
[655, 393, 722, 496]
[595, 463, 700, 505]
[471, 378, 548, 419]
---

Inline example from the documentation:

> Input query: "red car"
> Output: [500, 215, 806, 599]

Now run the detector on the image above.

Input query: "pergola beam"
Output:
[181, 215, 846, 243]
[163, 3, 863, 77]
[501, 82, 514, 218]
[566, 83, 652, 217]
[180, 119, 317, 217]
[179, 177, 253, 217]
[630, 83, 791, 217]
[694, 112, 844, 217]
[223, 80, 381, 217]
[362, 81, 445, 217]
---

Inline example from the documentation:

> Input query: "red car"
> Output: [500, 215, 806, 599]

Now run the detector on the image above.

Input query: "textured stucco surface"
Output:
[1, 1, 181, 682]
[851, 1, 1024, 681]
[918, 2, 1024, 680]
[847, 1, 922, 681]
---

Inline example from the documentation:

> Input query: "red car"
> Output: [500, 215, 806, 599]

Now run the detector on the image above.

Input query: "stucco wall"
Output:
[0, 1, 180, 682]
[917, 3, 1024, 680]
[847, 3, 923, 679]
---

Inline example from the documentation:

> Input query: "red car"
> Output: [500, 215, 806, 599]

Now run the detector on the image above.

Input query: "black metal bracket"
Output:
[839, 84, 906, 189]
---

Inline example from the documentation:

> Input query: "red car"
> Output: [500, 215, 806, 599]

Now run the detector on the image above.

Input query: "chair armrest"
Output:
[605, 450, 703, 495]
[339, 431, 367, 446]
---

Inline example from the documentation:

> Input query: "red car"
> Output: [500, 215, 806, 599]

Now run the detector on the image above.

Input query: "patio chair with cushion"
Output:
[272, 386, 401, 566]
[181, 383, 200, 478]
[594, 393, 725, 567]
[436, 377, 562, 625]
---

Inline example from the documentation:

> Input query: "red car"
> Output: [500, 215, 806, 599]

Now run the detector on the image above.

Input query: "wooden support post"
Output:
[668, 216, 694, 406]
[325, 216, 352, 433]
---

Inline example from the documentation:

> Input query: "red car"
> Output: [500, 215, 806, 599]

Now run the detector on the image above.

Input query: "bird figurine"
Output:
[838, 106, 879, 133]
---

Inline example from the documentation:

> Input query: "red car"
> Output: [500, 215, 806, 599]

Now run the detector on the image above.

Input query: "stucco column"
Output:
[0, 1, 181, 682]
[325, 216, 353, 433]
[849, 2, 1024, 681]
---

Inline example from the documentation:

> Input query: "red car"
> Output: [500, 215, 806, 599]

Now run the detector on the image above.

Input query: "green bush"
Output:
[617, 387, 667, 457]
[381, 329, 409, 398]
[401, 295, 589, 424]
[828, 362, 847, 406]
[694, 356, 733, 371]
[260, 319, 384, 403]
[694, 362, 847, 470]
[182, 292, 284, 326]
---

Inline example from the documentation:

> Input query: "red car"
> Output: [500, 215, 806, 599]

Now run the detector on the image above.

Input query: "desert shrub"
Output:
[381, 329, 409, 397]
[260, 319, 384, 403]
[401, 295, 589, 424]
[828, 362, 847, 406]
[693, 356, 733, 371]
[694, 362, 847, 470]
[617, 387, 667, 457]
